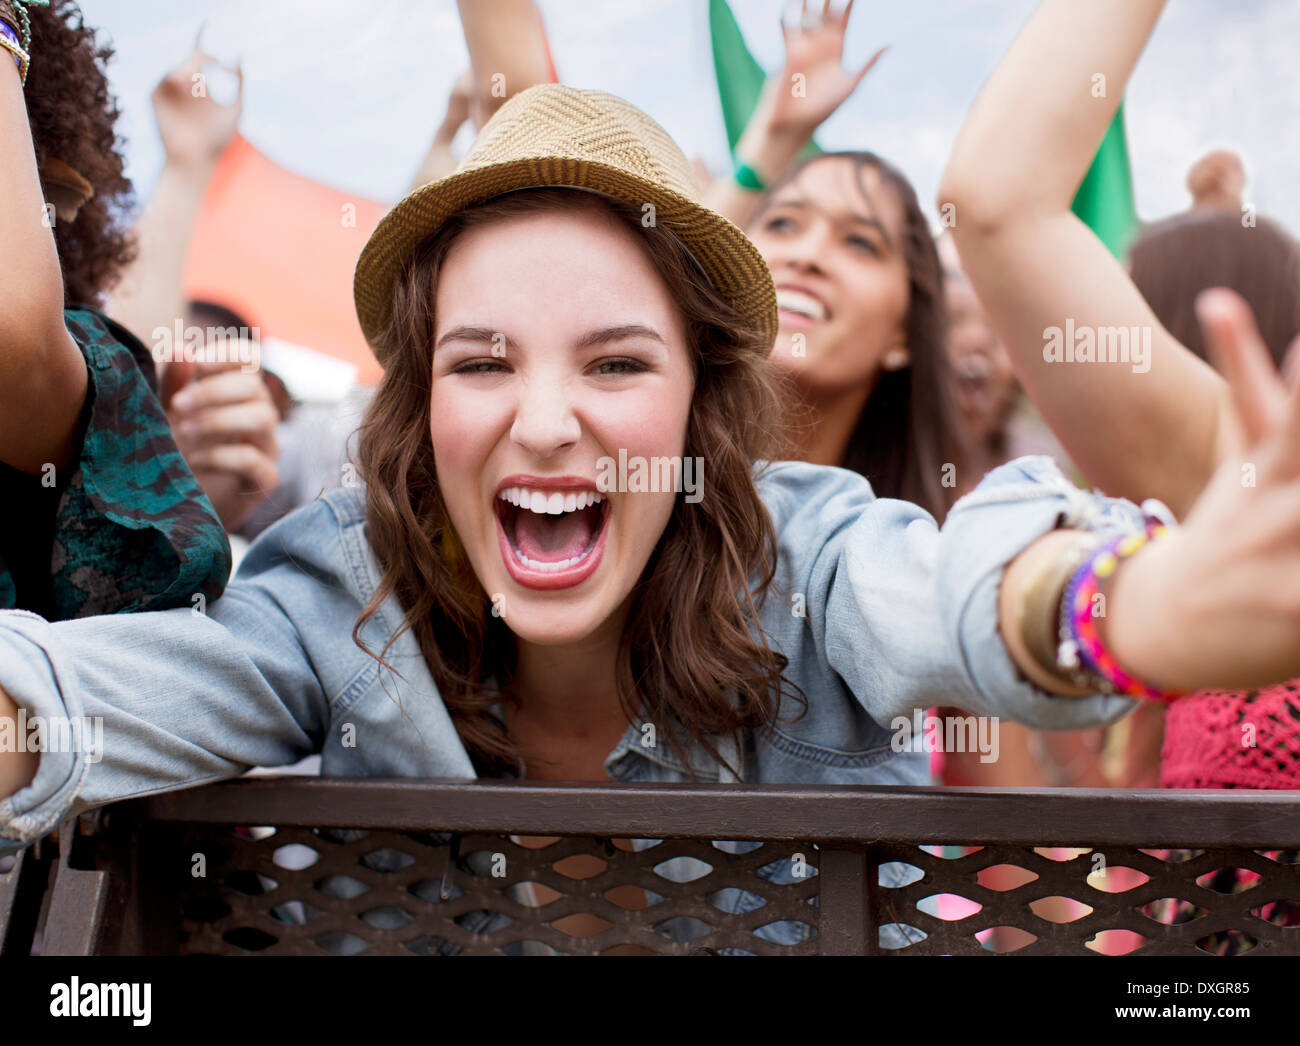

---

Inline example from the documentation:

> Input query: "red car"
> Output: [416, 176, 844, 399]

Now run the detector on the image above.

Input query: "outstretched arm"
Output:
[1002, 289, 1300, 700]
[0, 497, 350, 848]
[0, 30, 86, 475]
[939, 0, 1237, 520]
[0, 683, 36, 799]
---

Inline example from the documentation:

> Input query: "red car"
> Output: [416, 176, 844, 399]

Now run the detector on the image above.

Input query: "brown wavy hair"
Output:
[25, 0, 137, 308]
[354, 187, 806, 779]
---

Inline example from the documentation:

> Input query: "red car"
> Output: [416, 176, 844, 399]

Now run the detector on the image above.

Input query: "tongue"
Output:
[514, 505, 598, 562]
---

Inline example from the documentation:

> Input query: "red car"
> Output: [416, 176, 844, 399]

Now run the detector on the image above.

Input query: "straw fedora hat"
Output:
[353, 83, 778, 367]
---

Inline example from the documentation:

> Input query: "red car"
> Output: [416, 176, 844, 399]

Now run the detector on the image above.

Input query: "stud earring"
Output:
[883, 348, 909, 371]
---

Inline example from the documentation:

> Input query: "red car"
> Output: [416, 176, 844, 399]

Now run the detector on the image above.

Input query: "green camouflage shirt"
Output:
[0, 308, 231, 619]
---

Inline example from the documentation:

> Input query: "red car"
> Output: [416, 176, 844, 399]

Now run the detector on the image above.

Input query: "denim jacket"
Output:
[0, 456, 1141, 950]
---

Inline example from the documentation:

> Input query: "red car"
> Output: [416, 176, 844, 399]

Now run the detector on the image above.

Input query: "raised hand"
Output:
[161, 350, 280, 533]
[769, 0, 886, 137]
[152, 30, 243, 169]
[1107, 289, 1300, 692]
[442, 69, 474, 137]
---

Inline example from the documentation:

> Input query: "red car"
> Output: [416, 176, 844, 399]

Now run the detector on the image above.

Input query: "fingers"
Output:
[169, 370, 272, 413]
[853, 44, 888, 85]
[838, 0, 856, 30]
[189, 444, 280, 496]
[167, 371, 280, 462]
[781, 1, 797, 42]
[779, 15, 793, 46]
[180, 25, 213, 79]
[1196, 287, 1287, 449]
[158, 359, 196, 410]
[1281, 330, 1300, 392]
[173, 400, 280, 456]
[1278, 335, 1300, 475]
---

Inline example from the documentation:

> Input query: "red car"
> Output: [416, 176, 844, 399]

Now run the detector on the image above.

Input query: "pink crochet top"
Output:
[1160, 680, 1300, 790]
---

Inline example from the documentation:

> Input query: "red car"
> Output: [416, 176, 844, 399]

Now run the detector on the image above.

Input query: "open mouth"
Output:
[493, 486, 610, 589]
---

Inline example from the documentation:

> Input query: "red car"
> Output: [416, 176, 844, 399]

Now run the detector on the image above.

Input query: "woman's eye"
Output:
[847, 234, 880, 255]
[762, 214, 797, 234]
[452, 359, 509, 375]
[593, 358, 647, 376]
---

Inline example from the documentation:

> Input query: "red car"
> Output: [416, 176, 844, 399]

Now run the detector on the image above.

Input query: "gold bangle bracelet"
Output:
[0, 32, 28, 85]
[1016, 532, 1102, 685]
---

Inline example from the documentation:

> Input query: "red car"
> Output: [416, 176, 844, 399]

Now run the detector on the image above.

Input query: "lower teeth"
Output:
[512, 538, 597, 573]
[516, 549, 582, 572]
[503, 504, 604, 574]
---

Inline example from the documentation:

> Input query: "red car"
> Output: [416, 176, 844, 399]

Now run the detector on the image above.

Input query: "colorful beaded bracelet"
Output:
[1, 1, 49, 86]
[0, 21, 27, 84]
[1056, 518, 1185, 703]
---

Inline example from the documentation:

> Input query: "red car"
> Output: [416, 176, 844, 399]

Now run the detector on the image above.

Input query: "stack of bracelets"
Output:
[0, 0, 47, 87]
[1055, 509, 1185, 704]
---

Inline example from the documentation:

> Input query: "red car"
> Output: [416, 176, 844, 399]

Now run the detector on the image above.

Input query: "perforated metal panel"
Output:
[40, 780, 1300, 956]
[163, 827, 823, 955]
[870, 843, 1300, 955]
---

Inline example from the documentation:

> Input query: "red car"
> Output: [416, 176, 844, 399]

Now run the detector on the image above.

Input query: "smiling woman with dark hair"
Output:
[702, 5, 963, 520]
[4, 82, 1300, 958]
[747, 150, 964, 518]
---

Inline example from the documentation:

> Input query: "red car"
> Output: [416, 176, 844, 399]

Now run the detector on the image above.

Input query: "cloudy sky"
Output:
[79, 0, 1300, 234]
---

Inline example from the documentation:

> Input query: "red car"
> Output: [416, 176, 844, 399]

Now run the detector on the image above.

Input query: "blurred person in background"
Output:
[936, 232, 1073, 495]
[1124, 157, 1300, 799]
[942, 0, 1300, 949]
[1128, 168, 1300, 372]
[704, 1, 963, 520]
[1186, 148, 1246, 214]
[942, 0, 1300, 805]
[113, 1, 560, 552]
[0, 0, 228, 619]
[109, 40, 284, 541]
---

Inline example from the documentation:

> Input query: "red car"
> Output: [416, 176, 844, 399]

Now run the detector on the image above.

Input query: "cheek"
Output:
[428, 380, 505, 506]
[595, 393, 690, 457]
[838, 266, 909, 340]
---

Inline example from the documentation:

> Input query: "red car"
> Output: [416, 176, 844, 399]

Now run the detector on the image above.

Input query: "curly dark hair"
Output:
[24, 0, 137, 309]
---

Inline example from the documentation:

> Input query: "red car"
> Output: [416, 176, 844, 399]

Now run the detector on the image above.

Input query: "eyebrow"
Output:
[434, 324, 667, 353]
[762, 196, 895, 250]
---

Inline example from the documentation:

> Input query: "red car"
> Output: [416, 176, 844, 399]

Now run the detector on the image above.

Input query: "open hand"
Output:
[152, 30, 243, 169]
[1107, 288, 1300, 692]
[768, 0, 886, 137]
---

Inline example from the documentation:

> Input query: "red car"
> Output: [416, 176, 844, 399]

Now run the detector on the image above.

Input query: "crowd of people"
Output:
[1, 0, 1299, 952]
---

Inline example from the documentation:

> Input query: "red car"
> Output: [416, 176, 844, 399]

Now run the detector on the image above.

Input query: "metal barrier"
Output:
[19, 778, 1300, 955]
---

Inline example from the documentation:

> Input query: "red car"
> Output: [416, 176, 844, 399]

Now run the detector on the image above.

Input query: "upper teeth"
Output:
[776, 289, 828, 321]
[497, 486, 604, 514]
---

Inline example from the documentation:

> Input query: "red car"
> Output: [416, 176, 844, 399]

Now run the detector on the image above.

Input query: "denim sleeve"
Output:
[759, 456, 1142, 731]
[0, 498, 343, 855]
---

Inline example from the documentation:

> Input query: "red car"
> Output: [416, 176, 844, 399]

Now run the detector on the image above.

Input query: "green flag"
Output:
[709, 0, 822, 160]
[1071, 101, 1141, 260]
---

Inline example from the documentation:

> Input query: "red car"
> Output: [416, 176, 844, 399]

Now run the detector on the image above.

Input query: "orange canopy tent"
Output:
[182, 8, 559, 388]
[182, 133, 388, 386]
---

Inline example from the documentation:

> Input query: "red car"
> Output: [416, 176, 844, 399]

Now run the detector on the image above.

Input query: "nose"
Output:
[509, 372, 582, 460]
[773, 218, 832, 276]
